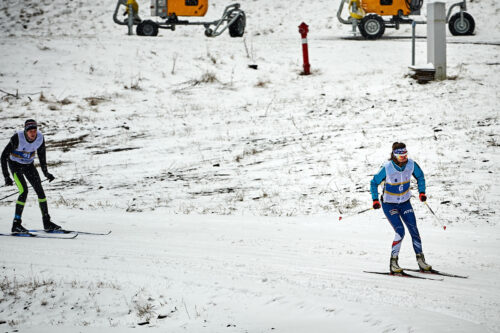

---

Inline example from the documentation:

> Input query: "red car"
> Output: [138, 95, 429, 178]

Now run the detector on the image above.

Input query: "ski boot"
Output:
[390, 255, 403, 274]
[43, 215, 61, 231]
[12, 219, 28, 233]
[416, 253, 432, 271]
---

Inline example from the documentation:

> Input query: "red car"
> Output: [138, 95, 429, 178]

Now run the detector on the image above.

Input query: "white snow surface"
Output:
[0, 0, 499, 332]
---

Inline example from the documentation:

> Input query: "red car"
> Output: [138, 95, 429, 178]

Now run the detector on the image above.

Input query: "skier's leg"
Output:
[382, 202, 405, 257]
[12, 172, 28, 221]
[24, 164, 48, 218]
[400, 201, 432, 270]
[399, 201, 422, 254]
[10, 171, 30, 232]
[24, 165, 59, 230]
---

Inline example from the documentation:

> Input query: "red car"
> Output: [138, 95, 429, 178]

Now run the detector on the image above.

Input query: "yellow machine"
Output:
[153, 0, 208, 17]
[114, 0, 245, 37]
[338, 0, 475, 39]
[361, 0, 415, 16]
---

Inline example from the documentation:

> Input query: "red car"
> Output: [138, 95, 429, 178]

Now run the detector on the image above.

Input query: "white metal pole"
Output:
[128, 4, 134, 35]
[427, 1, 446, 80]
[412, 21, 416, 66]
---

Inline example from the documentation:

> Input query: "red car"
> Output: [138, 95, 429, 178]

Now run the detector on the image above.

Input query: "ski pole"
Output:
[0, 190, 20, 201]
[0, 179, 48, 201]
[339, 207, 373, 221]
[424, 201, 447, 230]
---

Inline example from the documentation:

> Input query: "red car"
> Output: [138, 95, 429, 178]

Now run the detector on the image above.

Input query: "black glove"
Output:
[44, 172, 55, 182]
[4, 177, 13, 186]
[373, 200, 381, 209]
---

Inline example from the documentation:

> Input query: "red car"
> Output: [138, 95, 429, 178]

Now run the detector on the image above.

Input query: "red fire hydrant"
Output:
[298, 22, 310, 75]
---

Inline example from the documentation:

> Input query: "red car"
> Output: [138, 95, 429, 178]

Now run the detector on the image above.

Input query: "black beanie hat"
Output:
[24, 119, 37, 131]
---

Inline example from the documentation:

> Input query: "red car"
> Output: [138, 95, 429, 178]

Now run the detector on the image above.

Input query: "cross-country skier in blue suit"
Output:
[370, 142, 432, 273]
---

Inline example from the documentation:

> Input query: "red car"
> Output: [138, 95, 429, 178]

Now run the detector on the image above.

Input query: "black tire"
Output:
[136, 23, 144, 36]
[358, 14, 385, 40]
[448, 12, 475, 36]
[137, 20, 159, 37]
[228, 13, 245, 37]
[204, 28, 214, 37]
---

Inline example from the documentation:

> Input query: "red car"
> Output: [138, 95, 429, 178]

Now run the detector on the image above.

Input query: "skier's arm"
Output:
[413, 162, 426, 194]
[37, 138, 55, 182]
[370, 166, 386, 201]
[1, 143, 12, 179]
[1, 135, 18, 179]
[37, 138, 48, 174]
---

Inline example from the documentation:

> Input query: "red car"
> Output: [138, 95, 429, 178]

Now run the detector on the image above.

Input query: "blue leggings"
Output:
[382, 200, 422, 256]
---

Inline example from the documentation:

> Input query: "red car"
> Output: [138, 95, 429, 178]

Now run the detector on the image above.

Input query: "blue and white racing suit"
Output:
[370, 159, 426, 256]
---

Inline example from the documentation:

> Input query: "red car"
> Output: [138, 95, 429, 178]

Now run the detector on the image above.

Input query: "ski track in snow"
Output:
[0, 0, 499, 332]
[0, 209, 499, 332]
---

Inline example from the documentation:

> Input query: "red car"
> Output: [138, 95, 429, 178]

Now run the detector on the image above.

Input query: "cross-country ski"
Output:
[403, 268, 468, 279]
[364, 270, 443, 281]
[0, 232, 78, 239]
[29, 229, 112, 236]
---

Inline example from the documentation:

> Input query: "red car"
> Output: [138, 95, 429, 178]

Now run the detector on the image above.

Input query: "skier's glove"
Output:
[419, 193, 427, 202]
[373, 200, 381, 209]
[44, 172, 55, 182]
[4, 177, 13, 186]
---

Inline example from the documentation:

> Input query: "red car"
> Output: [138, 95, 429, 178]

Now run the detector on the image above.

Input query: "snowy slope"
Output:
[1, 0, 499, 41]
[1, 0, 499, 332]
[1, 207, 499, 333]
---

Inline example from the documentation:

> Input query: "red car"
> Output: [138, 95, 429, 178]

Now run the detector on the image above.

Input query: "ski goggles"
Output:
[393, 148, 408, 159]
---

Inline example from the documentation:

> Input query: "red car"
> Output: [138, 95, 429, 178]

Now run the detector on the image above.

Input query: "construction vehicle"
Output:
[337, 0, 475, 39]
[113, 0, 246, 37]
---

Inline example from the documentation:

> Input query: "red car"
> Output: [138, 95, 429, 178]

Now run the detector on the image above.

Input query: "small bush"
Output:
[200, 71, 218, 83]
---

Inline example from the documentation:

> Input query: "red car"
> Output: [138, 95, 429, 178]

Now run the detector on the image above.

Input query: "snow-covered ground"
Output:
[0, 0, 499, 332]
[1, 208, 499, 332]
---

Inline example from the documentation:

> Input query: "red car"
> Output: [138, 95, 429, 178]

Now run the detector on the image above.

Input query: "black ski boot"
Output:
[43, 215, 61, 231]
[12, 219, 28, 233]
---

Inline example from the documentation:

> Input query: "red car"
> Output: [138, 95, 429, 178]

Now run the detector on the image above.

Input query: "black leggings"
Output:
[9, 161, 46, 202]
[8, 161, 48, 220]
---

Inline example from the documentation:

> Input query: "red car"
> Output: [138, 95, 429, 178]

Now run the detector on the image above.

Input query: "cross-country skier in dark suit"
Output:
[1, 119, 60, 232]
[370, 142, 432, 273]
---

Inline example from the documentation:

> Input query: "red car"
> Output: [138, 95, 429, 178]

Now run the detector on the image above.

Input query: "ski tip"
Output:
[77, 230, 112, 235]
[404, 268, 468, 279]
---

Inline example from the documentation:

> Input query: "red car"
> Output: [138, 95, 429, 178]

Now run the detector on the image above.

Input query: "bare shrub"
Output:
[84, 96, 108, 106]
[39, 92, 48, 102]
[59, 97, 72, 105]
[200, 71, 218, 83]
[255, 79, 271, 88]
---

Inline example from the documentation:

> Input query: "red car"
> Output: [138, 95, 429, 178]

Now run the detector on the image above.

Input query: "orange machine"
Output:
[153, 0, 208, 18]
[361, 0, 413, 16]
[337, 0, 475, 39]
[114, 0, 245, 37]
